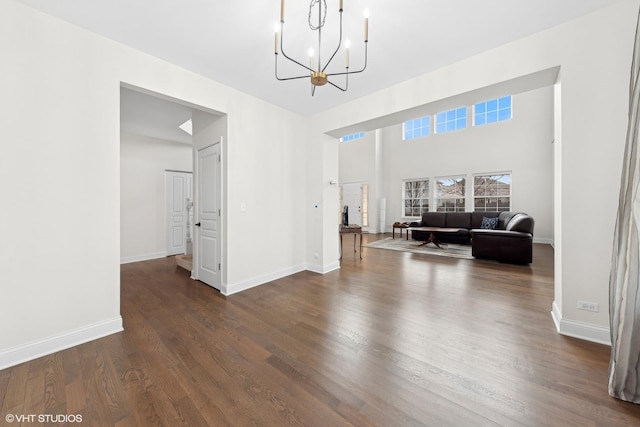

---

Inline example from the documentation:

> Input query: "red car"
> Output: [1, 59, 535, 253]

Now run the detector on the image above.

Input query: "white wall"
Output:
[314, 0, 639, 344]
[198, 99, 308, 295]
[120, 132, 192, 263]
[339, 132, 376, 184]
[306, 128, 341, 274]
[0, 0, 308, 368]
[342, 87, 553, 242]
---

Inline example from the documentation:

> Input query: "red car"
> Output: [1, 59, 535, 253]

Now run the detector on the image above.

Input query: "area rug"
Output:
[364, 237, 474, 260]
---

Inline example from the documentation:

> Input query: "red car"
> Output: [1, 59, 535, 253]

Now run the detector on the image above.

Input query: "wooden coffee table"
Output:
[406, 227, 463, 248]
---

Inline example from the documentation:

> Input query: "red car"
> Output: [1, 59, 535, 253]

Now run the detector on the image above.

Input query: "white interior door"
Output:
[196, 143, 221, 290]
[165, 171, 192, 256]
[341, 183, 363, 227]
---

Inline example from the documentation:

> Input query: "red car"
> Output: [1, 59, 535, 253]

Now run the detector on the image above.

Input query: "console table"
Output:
[339, 224, 362, 259]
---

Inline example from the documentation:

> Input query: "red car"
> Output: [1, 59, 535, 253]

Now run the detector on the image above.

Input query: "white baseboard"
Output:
[222, 261, 341, 296]
[0, 317, 123, 370]
[551, 301, 611, 346]
[120, 251, 166, 264]
[223, 264, 308, 296]
[533, 237, 554, 245]
[306, 261, 340, 274]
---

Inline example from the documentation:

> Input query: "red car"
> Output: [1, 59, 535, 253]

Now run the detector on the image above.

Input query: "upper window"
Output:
[473, 173, 511, 211]
[436, 176, 466, 212]
[474, 96, 512, 126]
[403, 179, 429, 217]
[403, 116, 431, 140]
[340, 131, 365, 142]
[435, 107, 467, 134]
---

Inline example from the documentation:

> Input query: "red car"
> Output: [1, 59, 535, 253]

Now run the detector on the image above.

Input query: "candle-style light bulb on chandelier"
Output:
[274, 0, 369, 95]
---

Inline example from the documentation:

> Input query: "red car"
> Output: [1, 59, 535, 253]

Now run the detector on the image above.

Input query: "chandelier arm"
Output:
[276, 74, 316, 82]
[325, 43, 367, 76]
[279, 22, 314, 73]
[277, 75, 315, 81]
[321, 10, 343, 73]
[326, 74, 348, 92]
[275, 54, 315, 81]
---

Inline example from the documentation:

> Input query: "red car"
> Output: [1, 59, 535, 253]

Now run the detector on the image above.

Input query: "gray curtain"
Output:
[609, 6, 640, 403]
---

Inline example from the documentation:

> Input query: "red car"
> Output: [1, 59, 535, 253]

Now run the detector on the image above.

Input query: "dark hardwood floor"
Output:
[3, 234, 640, 426]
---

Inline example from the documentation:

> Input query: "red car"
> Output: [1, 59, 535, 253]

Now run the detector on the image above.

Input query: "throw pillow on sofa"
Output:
[480, 216, 499, 229]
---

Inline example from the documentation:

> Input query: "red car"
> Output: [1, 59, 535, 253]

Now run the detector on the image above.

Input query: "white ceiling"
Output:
[17, 0, 623, 119]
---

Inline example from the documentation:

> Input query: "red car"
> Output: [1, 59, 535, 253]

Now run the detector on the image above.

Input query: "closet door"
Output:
[165, 170, 192, 256]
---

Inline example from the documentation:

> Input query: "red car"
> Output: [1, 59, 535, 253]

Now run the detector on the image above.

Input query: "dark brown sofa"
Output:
[409, 211, 535, 264]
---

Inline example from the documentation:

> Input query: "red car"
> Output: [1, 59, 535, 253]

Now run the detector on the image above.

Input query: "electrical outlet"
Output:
[577, 300, 599, 312]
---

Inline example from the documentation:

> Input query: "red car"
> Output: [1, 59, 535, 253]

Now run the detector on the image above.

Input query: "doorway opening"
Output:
[119, 83, 226, 291]
[340, 182, 369, 230]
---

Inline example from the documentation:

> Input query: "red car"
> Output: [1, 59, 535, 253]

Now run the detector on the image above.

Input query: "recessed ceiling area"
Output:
[18, 0, 623, 116]
[120, 87, 194, 144]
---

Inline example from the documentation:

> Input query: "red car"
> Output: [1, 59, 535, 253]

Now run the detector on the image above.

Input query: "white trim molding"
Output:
[533, 237, 554, 245]
[0, 317, 123, 370]
[120, 251, 166, 264]
[222, 264, 308, 296]
[551, 301, 611, 346]
[306, 261, 340, 275]
[222, 263, 341, 296]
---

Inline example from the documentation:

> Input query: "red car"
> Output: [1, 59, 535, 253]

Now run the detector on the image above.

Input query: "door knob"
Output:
[195, 222, 201, 227]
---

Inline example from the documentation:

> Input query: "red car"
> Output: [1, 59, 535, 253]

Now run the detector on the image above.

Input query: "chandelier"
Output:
[274, 0, 369, 95]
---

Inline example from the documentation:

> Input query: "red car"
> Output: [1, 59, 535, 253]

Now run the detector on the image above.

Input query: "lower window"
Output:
[473, 173, 511, 211]
[403, 179, 429, 217]
[436, 176, 466, 212]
